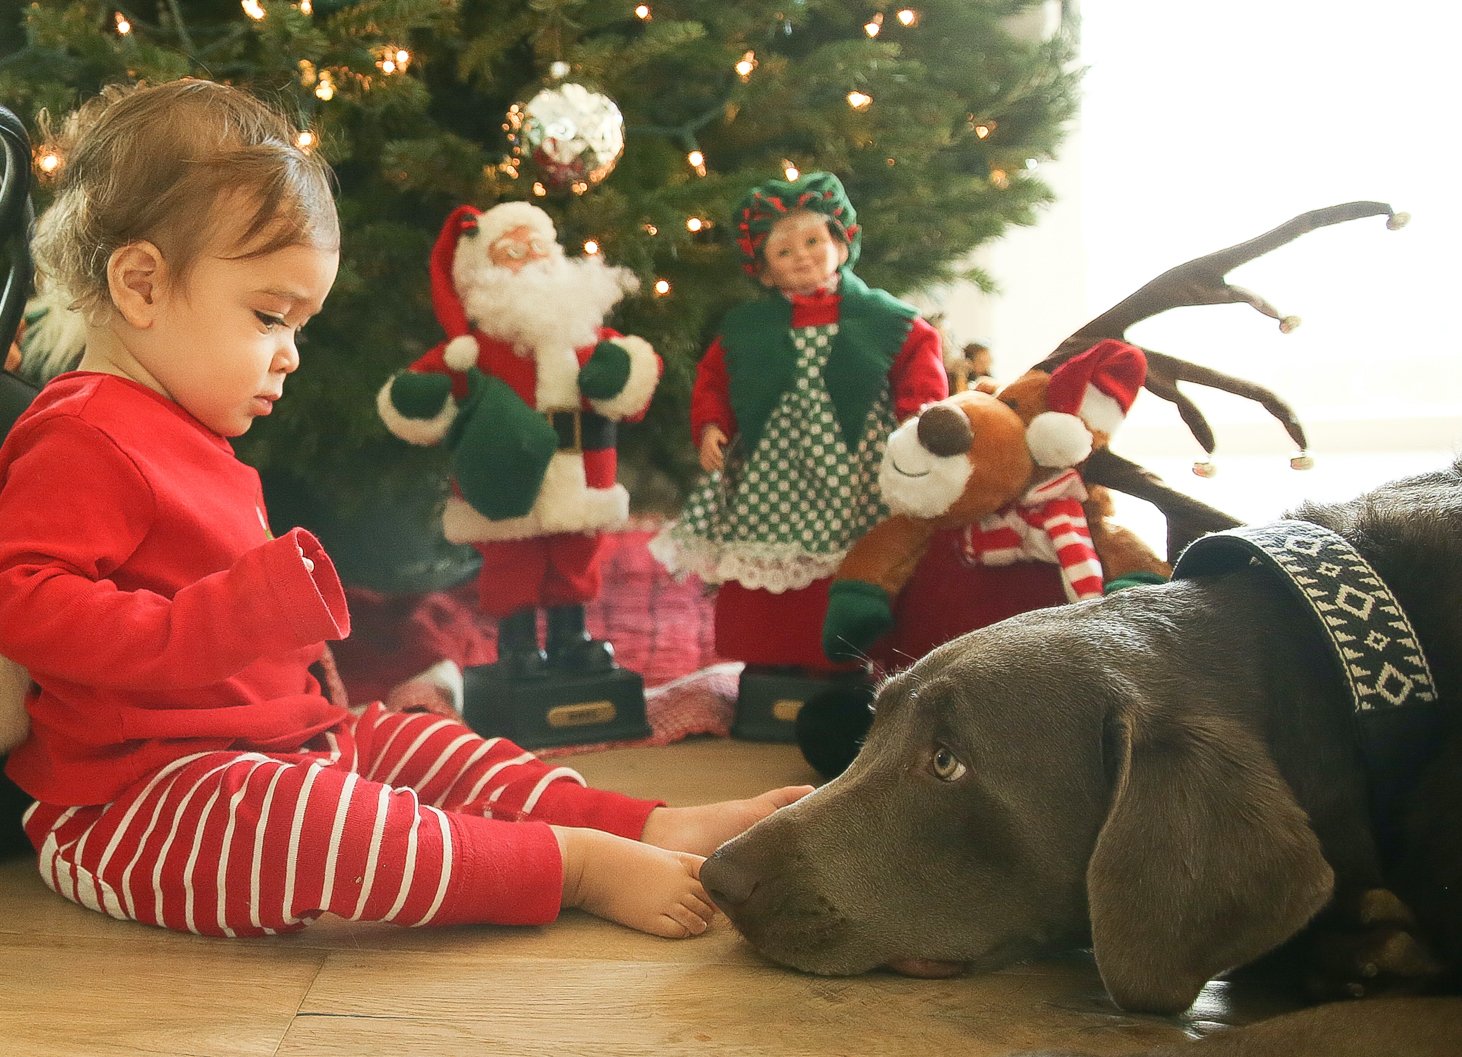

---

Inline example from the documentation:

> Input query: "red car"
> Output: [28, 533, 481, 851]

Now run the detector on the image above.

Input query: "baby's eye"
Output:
[256, 311, 286, 329]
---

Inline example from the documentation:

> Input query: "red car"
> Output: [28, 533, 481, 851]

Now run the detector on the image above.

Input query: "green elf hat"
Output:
[733, 171, 861, 276]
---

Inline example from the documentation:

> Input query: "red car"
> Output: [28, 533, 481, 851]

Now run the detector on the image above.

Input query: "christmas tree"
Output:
[0, 0, 1078, 588]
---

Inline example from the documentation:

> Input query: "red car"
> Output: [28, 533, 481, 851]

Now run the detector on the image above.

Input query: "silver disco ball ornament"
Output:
[507, 82, 625, 193]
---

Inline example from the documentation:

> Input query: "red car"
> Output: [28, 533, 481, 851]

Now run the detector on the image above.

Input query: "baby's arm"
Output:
[553, 826, 715, 939]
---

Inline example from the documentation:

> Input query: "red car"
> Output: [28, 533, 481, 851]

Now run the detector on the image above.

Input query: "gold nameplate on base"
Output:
[547, 700, 617, 728]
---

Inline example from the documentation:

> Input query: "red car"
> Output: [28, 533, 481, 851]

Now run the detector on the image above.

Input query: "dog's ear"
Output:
[1087, 709, 1334, 1014]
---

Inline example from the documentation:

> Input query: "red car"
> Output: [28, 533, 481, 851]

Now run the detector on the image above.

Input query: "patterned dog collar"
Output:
[1173, 519, 1437, 712]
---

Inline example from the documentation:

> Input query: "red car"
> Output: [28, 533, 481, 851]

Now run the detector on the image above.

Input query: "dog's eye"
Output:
[930, 746, 967, 782]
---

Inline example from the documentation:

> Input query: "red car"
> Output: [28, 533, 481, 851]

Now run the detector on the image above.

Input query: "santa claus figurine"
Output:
[377, 202, 661, 680]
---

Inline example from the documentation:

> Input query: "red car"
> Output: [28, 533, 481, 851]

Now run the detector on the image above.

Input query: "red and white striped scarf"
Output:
[961, 468, 1104, 602]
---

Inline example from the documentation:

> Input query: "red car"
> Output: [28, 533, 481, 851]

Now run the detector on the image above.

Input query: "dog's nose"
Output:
[700, 848, 760, 911]
[916, 403, 972, 457]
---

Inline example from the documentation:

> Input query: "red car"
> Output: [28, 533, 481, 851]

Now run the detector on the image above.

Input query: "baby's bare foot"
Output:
[554, 826, 715, 939]
[640, 785, 814, 857]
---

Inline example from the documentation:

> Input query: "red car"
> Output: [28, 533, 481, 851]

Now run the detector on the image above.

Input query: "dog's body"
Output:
[702, 462, 1462, 1049]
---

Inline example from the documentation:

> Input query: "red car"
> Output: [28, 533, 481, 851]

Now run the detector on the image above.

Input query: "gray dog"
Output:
[702, 462, 1462, 1051]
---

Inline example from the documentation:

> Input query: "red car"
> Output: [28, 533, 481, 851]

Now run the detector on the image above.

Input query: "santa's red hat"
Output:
[428, 202, 560, 369]
[1026, 339, 1147, 468]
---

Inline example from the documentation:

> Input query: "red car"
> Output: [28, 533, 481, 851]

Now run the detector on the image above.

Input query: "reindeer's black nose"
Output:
[700, 847, 761, 912]
[916, 403, 973, 457]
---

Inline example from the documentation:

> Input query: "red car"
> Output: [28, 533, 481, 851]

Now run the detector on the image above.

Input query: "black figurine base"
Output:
[733, 667, 865, 743]
[462, 663, 650, 750]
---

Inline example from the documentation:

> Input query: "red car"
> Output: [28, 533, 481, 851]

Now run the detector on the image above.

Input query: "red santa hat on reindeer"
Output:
[1025, 339, 1146, 468]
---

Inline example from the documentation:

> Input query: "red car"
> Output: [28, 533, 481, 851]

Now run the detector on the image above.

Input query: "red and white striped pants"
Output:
[21, 705, 651, 936]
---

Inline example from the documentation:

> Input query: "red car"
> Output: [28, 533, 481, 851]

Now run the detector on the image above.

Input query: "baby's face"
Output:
[137, 240, 338, 437]
[758, 211, 848, 295]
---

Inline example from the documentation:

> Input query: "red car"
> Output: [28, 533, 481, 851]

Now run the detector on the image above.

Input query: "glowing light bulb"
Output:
[532, 182, 548, 197]
[295, 129, 316, 151]
[634, 4, 651, 19]
[583, 240, 600, 255]
[114, 11, 131, 34]
[314, 71, 336, 101]
[863, 13, 883, 37]
[846, 91, 872, 110]
[686, 217, 705, 233]
[242, 0, 266, 21]
[896, 8, 919, 27]
[783, 160, 800, 181]
[734, 51, 757, 80]
[687, 150, 707, 177]
[990, 169, 1010, 189]
[378, 47, 410, 75]
[653, 279, 671, 296]
[643, 223, 659, 236]
[973, 123, 991, 139]
[299, 0, 313, 12]
[36, 148, 61, 175]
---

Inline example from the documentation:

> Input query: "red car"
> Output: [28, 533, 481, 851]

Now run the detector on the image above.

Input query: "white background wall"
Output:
[926, 2, 1461, 489]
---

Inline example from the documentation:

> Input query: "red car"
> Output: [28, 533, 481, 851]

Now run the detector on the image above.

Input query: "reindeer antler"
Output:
[1032, 201, 1407, 558]
[1037, 201, 1407, 469]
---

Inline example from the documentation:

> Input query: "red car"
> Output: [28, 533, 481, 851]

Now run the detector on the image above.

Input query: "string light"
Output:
[314, 70, 336, 101]
[532, 181, 548, 197]
[299, 0, 313, 12]
[583, 239, 600, 255]
[685, 216, 708, 233]
[973, 123, 992, 139]
[35, 147, 61, 177]
[846, 90, 872, 110]
[113, 11, 132, 35]
[634, 4, 652, 19]
[990, 169, 1010, 189]
[241, 0, 266, 20]
[653, 279, 671, 296]
[734, 51, 757, 81]
[643, 223, 659, 236]
[295, 129, 317, 151]
[782, 159, 800, 181]
[896, 8, 919, 27]
[863, 13, 883, 37]
[687, 149, 707, 177]
[378, 47, 411, 75]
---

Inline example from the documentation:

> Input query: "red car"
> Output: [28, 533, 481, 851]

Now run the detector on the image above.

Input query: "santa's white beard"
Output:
[458, 253, 639, 355]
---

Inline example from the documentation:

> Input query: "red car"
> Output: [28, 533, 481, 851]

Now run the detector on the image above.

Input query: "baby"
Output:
[0, 79, 807, 939]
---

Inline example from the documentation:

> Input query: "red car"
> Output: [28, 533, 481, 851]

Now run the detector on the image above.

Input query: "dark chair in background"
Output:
[1, 102, 38, 858]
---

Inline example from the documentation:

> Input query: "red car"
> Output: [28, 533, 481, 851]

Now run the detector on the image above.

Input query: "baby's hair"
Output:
[31, 78, 339, 322]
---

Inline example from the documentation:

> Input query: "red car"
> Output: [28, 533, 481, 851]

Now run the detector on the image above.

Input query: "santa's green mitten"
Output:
[822, 579, 894, 661]
[388, 370, 453, 420]
[451, 370, 556, 521]
[577, 340, 631, 400]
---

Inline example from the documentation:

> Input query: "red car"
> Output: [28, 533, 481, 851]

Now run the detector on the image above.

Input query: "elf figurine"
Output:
[378, 202, 660, 680]
[650, 172, 947, 734]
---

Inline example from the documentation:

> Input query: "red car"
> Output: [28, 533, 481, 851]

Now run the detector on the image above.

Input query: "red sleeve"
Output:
[889, 316, 949, 423]
[0, 418, 349, 691]
[690, 337, 736, 444]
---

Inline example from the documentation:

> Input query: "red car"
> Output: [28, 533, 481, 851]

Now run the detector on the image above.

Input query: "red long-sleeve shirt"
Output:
[0, 373, 352, 805]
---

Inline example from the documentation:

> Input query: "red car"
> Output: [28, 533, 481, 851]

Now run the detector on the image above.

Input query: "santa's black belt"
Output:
[544, 409, 614, 452]
[1174, 519, 1443, 856]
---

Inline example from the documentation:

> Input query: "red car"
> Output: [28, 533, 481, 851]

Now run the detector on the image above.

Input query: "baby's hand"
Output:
[553, 827, 715, 939]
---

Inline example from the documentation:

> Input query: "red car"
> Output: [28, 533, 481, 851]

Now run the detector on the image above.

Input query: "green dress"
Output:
[652, 318, 896, 594]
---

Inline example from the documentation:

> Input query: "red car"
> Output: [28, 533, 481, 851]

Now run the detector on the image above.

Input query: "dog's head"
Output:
[702, 588, 1335, 1014]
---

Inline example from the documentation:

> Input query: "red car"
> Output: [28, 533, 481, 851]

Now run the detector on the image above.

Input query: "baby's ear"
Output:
[107, 241, 166, 327]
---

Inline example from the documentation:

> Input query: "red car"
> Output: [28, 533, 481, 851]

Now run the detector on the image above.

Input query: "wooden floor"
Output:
[0, 738, 1292, 1057]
